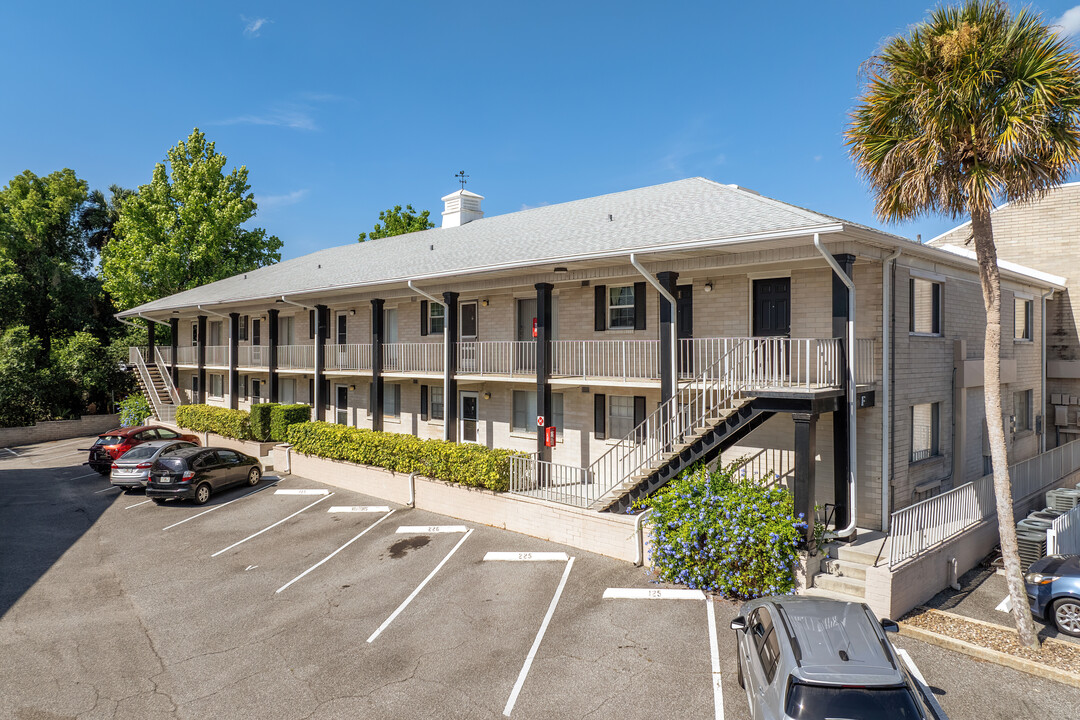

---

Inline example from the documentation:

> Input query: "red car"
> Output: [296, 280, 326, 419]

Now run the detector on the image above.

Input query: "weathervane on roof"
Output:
[455, 170, 469, 189]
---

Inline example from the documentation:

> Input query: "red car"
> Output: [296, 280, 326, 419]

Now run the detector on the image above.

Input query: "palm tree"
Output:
[847, 0, 1080, 649]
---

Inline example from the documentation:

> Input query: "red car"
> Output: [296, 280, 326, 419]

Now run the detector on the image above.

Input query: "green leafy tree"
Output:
[357, 204, 434, 242]
[0, 169, 92, 354]
[53, 331, 119, 413]
[79, 184, 134, 252]
[0, 326, 46, 427]
[847, 0, 1080, 648]
[101, 128, 283, 310]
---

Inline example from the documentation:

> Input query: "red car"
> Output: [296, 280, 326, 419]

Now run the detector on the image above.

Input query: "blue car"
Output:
[1025, 554, 1080, 637]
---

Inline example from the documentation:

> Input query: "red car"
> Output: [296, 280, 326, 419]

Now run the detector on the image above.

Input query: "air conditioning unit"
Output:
[1016, 529, 1048, 572]
[1046, 488, 1080, 513]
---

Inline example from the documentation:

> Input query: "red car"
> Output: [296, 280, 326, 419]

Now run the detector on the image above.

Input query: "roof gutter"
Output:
[629, 253, 677, 401]
[408, 280, 451, 442]
[137, 313, 171, 327]
[814, 233, 857, 540]
[278, 295, 315, 311]
[196, 304, 229, 319]
[881, 248, 901, 533]
[1041, 289, 1054, 452]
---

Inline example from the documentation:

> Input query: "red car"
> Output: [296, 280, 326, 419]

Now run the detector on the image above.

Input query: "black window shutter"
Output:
[909, 279, 915, 332]
[240, 316, 247, 341]
[932, 283, 941, 334]
[309, 309, 315, 339]
[594, 394, 606, 439]
[420, 300, 428, 337]
[308, 379, 314, 403]
[322, 379, 330, 409]
[420, 385, 429, 420]
[633, 282, 646, 330]
[594, 285, 606, 331]
[633, 396, 647, 442]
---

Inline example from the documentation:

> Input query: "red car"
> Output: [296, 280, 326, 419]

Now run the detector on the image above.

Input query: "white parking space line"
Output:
[276, 509, 397, 593]
[602, 588, 707, 600]
[705, 600, 725, 720]
[328, 505, 391, 513]
[125, 499, 153, 509]
[162, 481, 280, 531]
[67, 472, 103, 481]
[3, 447, 19, 456]
[896, 648, 927, 685]
[484, 552, 570, 562]
[897, 648, 948, 719]
[93, 485, 121, 494]
[211, 493, 334, 557]
[274, 489, 329, 495]
[367, 528, 475, 644]
[503, 556, 575, 717]
[396, 525, 468, 534]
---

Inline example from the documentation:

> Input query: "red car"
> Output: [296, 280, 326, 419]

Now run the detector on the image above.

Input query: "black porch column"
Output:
[268, 308, 279, 402]
[196, 315, 207, 404]
[147, 320, 156, 360]
[442, 292, 459, 442]
[371, 299, 385, 432]
[831, 253, 855, 530]
[793, 412, 818, 545]
[228, 313, 239, 410]
[656, 271, 679, 405]
[536, 283, 554, 463]
[315, 304, 328, 421]
[169, 318, 179, 386]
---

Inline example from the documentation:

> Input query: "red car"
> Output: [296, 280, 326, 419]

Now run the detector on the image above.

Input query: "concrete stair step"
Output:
[810, 572, 865, 599]
[823, 530, 888, 566]
[818, 557, 867, 581]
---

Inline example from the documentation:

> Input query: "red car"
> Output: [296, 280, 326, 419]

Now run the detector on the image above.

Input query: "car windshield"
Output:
[119, 445, 159, 460]
[785, 682, 923, 720]
[96, 435, 124, 446]
[153, 457, 188, 472]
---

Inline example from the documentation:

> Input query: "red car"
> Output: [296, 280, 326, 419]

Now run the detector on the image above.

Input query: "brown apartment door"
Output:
[752, 278, 790, 337]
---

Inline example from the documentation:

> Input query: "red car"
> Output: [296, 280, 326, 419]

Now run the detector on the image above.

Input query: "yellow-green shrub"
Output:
[176, 404, 251, 440]
[270, 403, 310, 442]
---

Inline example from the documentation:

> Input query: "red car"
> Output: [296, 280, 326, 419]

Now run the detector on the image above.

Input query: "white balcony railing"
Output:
[856, 338, 877, 385]
[155, 346, 172, 365]
[238, 345, 270, 369]
[176, 346, 197, 365]
[205, 345, 227, 366]
[326, 344, 372, 372]
[277, 344, 315, 370]
[383, 342, 443, 374]
[552, 340, 659, 381]
[456, 341, 536, 376]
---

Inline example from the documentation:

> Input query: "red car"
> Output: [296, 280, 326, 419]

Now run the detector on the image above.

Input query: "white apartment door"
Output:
[460, 391, 479, 444]
[280, 378, 295, 404]
[280, 316, 295, 345]
[459, 301, 478, 372]
[383, 308, 398, 370]
[336, 385, 349, 425]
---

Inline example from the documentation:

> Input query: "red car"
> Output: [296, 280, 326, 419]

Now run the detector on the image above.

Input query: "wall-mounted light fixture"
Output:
[481, 299, 489, 307]
[483, 392, 491, 400]
[704, 282, 714, 293]
[349, 309, 356, 316]
[349, 384, 356, 391]
[554, 266, 569, 274]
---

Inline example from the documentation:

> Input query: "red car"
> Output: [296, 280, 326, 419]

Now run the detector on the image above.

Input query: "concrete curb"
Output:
[898, 621, 1080, 690]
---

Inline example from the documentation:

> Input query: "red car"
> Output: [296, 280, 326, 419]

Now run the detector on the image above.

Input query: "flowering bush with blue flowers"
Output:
[636, 462, 806, 599]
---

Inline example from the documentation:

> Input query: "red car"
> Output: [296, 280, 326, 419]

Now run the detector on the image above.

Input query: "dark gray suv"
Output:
[731, 596, 943, 719]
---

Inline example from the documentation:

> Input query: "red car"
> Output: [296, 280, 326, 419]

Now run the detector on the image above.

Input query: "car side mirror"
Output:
[880, 618, 900, 633]
[730, 616, 747, 631]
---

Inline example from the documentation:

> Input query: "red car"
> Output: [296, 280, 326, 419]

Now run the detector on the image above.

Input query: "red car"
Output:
[86, 426, 201, 475]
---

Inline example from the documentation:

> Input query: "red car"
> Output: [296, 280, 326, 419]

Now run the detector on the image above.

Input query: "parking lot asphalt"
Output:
[3, 435, 1080, 719]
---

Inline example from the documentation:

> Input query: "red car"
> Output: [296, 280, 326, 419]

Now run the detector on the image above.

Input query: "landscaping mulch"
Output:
[902, 607, 1080, 675]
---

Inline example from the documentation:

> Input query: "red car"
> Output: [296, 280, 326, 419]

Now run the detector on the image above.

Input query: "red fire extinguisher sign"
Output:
[545, 426, 557, 447]
[532, 318, 538, 338]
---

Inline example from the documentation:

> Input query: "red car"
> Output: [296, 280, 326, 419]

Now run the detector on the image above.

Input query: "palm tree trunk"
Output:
[970, 207, 1040, 650]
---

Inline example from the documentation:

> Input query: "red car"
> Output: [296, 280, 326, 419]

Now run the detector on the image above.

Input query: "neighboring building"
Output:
[930, 182, 1079, 450]
[122, 177, 1066, 608]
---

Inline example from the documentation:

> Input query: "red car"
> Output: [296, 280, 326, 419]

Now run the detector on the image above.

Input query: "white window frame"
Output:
[430, 385, 444, 421]
[429, 302, 445, 335]
[910, 402, 940, 463]
[209, 374, 224, 399]
[1014, 389, 1032, 433]
[609, 395, 636, 440]
[909, 277, 942, 336]
[608, 285, 635, 330]
[385, 384, 401, 418]
[511, 391, 563, 437]
[1014, 297, 1033, 341]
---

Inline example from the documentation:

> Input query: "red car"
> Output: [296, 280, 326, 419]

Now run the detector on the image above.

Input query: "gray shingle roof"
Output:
[120, 177, 853, 315]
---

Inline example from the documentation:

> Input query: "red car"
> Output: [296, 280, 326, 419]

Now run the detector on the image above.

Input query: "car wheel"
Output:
[736, 649, 744, 689]
[194, 483, 211, 505]
[247, 467, 261, 486]
[1053, 598, 1080, 637]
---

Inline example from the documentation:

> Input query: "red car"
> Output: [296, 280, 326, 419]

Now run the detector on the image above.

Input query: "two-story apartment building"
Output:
[121, 178, 1063, 551]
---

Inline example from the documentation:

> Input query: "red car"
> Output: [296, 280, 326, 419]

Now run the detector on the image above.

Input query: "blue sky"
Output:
[2, 1, 1080, 260]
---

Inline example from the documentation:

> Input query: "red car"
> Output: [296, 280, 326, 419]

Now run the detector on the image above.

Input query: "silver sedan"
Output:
[110, 439, 199, 491]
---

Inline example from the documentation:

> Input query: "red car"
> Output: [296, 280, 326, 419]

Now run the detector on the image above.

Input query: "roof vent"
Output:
[725, 184, 760, 196]
[441, 189, 484, 228]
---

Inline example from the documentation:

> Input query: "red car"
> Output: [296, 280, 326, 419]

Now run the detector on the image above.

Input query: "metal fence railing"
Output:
[456, 341, 535, 376]
[156, 346, 172, 365]
[277, 344, 315, 370]
[856, 338, 877, 385]
[889, 438, 1080, 567]
[553, 340, 660, 381]
[175, 346, 197, 365]
[325, 343, 372, 372]
[238, 345, 270, 369]
[509, 454, 594, 506]
[204, 345, 227, 366]
[1048, 504, 1080, 556]
[383, 342, 443, 374]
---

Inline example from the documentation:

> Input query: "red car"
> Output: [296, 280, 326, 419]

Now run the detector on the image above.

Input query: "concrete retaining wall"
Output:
[273, 446, 645, 564]
[0, 414, 121, 447]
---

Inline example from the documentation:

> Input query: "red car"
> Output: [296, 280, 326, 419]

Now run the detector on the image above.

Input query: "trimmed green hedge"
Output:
[285, 421, 526, 491]
[271, 404, 311, 442]
[250, 403, 277, 441]
[176, 404, 251, 440]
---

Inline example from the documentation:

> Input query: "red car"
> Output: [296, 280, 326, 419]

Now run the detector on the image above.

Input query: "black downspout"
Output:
[443, 292, 459, 442]
[169, 318, 179, 387]
[831, 253, 856, 530]
[656, 271, 679, 406]
[793, 412, 818, 545]
[535, 283, 554, 463]
[197, 315, 207, 404]
[371, 299, 385, 432]
[268, 308, 279, 403]
[315, 304, 328, 421]
[229, 312, 239, 410]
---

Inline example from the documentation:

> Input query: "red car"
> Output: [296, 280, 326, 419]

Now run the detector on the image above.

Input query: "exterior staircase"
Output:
[129, 347, 180, 422]
[807, 530, 888, 601]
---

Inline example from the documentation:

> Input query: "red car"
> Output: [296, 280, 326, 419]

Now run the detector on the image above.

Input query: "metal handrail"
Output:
[153, 346, 182, 406]
[129, 347, 164, 420]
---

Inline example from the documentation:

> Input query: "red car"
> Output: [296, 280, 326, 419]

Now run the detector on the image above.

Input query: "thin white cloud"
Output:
[1055, 5, 1080, 36]
[215, 106, 316, 131]
[257, 189, 309, 209]
[242, 16, 271, 37]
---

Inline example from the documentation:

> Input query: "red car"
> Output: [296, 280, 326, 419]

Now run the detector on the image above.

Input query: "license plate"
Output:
[157, 477, 172, 485]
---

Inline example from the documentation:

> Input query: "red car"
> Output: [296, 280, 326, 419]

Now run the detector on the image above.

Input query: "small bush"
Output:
[636, 462, 806, 599]
[270, 403, 311, 442]
[250, 403, 277, 441]
[176, 404, 251, 440]
[285, 421, 526, 491]
[118, 393, 151, 427]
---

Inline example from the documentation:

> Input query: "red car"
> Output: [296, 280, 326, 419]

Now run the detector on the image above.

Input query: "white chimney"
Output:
[441, 189, 484, 228]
